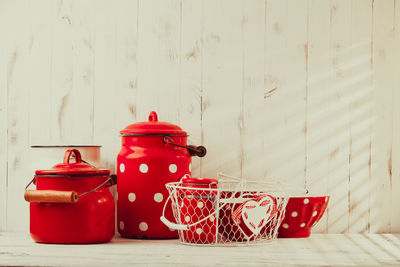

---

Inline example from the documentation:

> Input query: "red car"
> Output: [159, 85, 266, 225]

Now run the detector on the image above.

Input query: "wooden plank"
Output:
[135, 0, 160, 119]
[1, 233, 400, 266]
[136, 0, 181, 123]
[114, 0, 138, 134]
[371, 0, 395, 233]
[180, 0, 203, 177]
[93, 0, 118, 171]
[305, 0, 331, 233]
[283, 0, 308, 188]
[5, 0, 32, 232]
[154, 0, 181, 123]
[326, 0, 352, 233]
[201, 0, 243, 178]
[0, 0, 10, 231]
[28, 0, 52, 145]
[263, 0, 290, 184]
[391, 0, 400, 233]
[71, 0, 96, 144]
[348, 0, 373, 233]
[241, 0, 265, 180]
[50, 0, 74, 144]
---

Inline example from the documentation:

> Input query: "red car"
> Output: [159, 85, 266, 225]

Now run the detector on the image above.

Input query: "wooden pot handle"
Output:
[24, 190, 78, 203]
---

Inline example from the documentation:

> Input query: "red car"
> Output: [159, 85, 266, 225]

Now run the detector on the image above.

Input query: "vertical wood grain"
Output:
[136, 0, 160, 119]
[6, 0, 31, 231]
[93, 0, 117, 170]
[180, 0, 203, 177]
[0, 0, 10, 231]
[201, 0, 243, 178]
[71, 0, 95, 144]
[115, 0, 138, 133]
[391, 0, 400, 233]
[263, 0, 289, 183]
[28, 0, 52, 145]
[285, 0, 308, 188]
[241, 0, 265, 180]
[306, 0, 331, 233]
[50, 0, 74, 144]
[348, 0, 373, 233]
[327, 0, 351, 233]
[371, 0, 395, 233]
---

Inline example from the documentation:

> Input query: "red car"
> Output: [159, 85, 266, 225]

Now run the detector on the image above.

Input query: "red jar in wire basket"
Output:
[177, 176, 218, 244]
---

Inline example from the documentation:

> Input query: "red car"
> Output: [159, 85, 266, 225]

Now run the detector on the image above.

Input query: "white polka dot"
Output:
[197, 201, 204, 209]
[128, 193, 136, 202]
[300, 223, 306, 228]
[303, 198, 309, 204]
[312, 211, 318, 217]
[196, 228, 203, 235]
[189, 163, 192, 172]
[209, 215, 215, 222]
[139, 163, 148, 173]
[139, 222, 148, 231]
[185, 216, 190, 222]
[291, 211, 298, 217]
[120, 163, 125, 173]
[154, 193, 163, 203]
[282, 223, 289, 229]
[119, 221, 125, 230]
[169, 164, 177, 173]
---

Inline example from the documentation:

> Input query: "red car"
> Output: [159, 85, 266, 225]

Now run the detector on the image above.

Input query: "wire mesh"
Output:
[164, 174, 289, 246]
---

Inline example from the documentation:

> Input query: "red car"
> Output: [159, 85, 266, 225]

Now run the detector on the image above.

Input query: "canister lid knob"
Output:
[148, 111, 158, 122]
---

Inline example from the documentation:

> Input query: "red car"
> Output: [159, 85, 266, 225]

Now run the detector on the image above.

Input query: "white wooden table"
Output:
[0, 232, 399, 266]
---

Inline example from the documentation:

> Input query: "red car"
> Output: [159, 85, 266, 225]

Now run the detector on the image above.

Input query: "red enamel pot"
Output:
[24, 149, 115, 244]
[117, 111, 207, 239]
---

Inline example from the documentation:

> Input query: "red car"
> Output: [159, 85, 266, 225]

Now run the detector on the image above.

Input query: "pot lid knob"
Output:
[148, 111, 158, 122]
[63, 149, 82, 164]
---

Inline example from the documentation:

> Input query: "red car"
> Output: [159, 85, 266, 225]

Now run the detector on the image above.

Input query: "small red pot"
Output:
[25, 149, 115, 244]
[179, 177, 218, 244]
[278, 196, 329, 238]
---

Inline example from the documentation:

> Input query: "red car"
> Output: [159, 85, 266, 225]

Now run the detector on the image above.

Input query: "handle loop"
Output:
[63, 149, 82, 164]
[163, 136, 207, 157]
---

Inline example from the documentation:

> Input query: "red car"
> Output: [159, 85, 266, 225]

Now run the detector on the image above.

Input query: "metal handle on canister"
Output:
[24, 190, 78, 203]
[24, 175, 114, 204]
[163, 136, 207, 158]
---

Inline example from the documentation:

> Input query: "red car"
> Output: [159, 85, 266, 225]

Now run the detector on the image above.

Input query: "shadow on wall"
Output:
[201, 40, 376, 234]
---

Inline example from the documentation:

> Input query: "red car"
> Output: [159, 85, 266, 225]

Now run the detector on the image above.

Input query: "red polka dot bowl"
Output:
[278, 196, 329, 238]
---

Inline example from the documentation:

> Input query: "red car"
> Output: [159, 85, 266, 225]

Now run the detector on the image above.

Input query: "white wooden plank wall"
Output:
[0, 0, 399, 233]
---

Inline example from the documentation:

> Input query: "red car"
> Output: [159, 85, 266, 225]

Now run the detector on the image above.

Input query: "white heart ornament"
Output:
[240, 195, 277, 236]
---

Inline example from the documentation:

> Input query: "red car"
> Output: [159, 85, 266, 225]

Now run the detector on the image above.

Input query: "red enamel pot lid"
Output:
[120, 111, 187, 136]
[35, 149, 110, 176]
[182, 177, 219, 185]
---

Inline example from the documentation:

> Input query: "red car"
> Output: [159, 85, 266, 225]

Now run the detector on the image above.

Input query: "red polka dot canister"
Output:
[117, 111, 207, 239]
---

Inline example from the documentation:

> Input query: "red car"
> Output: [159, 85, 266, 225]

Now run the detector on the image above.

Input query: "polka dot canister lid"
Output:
[120, 111, 187, 136]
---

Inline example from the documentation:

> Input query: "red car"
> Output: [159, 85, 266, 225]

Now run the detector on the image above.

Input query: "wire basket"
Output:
[160, 173, 289, 246]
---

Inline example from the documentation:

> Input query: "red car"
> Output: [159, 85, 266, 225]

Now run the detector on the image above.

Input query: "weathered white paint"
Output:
[0, 0, 399, 233]
[0, 232, 400, 266]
